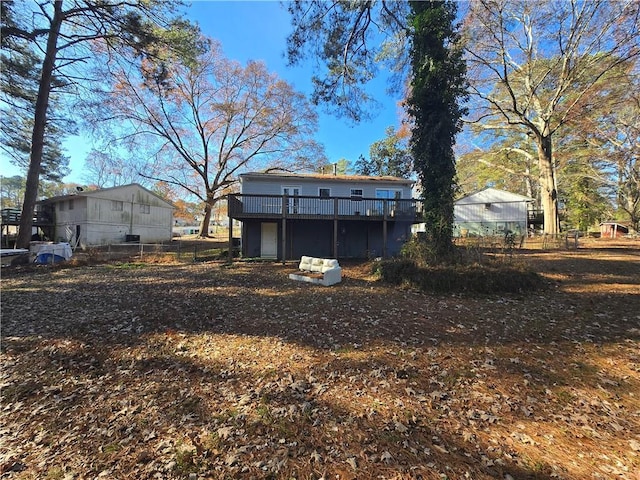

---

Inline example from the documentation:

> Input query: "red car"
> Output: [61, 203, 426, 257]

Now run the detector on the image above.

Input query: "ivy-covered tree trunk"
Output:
[407, 0, 467, 259]
[16, 0, 63, 249]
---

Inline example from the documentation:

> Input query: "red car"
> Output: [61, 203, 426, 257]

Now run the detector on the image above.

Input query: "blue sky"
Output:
[1, 1, 402, 184]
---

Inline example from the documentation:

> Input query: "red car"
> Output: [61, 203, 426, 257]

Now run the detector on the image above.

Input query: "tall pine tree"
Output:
[3, 0, 198, 248]
[0, 1, 71, 183]
[407, 1, 467, 257]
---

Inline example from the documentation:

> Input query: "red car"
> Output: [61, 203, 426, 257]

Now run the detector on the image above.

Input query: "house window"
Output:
[375, 189, 402, 199]
[68, 199, 74, 210]
[140, 204, 150, 214]
[319, 188, 331, 198]
[350, 188, 363, 198]
[282, 186, 300, 196]
[112, 200, 124, 211]
[59, 202, 65, 211]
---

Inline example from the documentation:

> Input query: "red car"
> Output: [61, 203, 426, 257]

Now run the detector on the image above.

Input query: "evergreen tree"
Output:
[3, 0, 198, 248]
[287, 0, 467, 260]
[354, 126, 413, 178]
[407, 1, 467, 257]
[0, 1, 71, 182]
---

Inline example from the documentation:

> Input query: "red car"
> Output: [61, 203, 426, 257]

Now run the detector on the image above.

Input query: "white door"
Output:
[261, 222, 278, 258]
[282, 186, 300, 214]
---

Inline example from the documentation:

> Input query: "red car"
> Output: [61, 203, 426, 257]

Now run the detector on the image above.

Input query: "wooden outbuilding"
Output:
[599, 222, 629, 238]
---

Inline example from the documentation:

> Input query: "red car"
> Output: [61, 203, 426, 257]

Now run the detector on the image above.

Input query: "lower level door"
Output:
[260, 222, 278, 258]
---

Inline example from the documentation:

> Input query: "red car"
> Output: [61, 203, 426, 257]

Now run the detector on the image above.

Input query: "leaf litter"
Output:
[1, 245, 639, 479]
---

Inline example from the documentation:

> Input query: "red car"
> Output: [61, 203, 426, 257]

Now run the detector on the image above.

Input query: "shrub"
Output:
[373, 258, 543, 294]
[371, 258, 419, 285]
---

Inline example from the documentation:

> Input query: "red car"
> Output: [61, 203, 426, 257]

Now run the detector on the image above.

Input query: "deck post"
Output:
[228, 211, 233, 263]
[281, 219, 287, 264]
[333, 198, 339, 258]
[281, 194, 287, 263]
[382, 199, 388, 258]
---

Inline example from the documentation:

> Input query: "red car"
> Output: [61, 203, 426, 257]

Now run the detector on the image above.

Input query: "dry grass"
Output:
[1, 241, 639, 479]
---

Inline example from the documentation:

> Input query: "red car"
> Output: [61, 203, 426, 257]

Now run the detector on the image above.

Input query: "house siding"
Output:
[237, 173, 416, 260]
[242, 218, 412, 260]
[288, 220, 334, 259]
[241, 174, 413, 199]
[45, 184, 174, 247]
[453, 188, 533, 237]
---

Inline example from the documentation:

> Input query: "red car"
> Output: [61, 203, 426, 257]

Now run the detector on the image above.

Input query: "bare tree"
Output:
[83, 149, 142, 188]
[463, 0, 640, 234]
[103, 38, 325, 236]
[4, 0, 196, 248]
[586, 77, 640, 230]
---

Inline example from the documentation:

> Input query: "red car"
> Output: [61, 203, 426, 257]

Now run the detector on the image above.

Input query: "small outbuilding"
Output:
[454, 187, 533, 237]
[599, 222, 629, 238]
[38, 184, 174, 248]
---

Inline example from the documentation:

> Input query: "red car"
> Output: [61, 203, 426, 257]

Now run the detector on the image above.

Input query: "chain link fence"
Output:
[79, 240, 236, 264]
[454, 232, 580, 251]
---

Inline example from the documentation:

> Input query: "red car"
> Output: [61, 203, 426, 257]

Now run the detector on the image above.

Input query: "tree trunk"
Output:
[198, 201, 213, 238]
[525, 165, 534, 199]
[16, 0, 63, 248]
[536, 134, 560, 235]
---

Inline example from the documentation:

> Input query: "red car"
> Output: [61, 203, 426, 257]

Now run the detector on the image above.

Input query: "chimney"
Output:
[333, 163, 337, 176]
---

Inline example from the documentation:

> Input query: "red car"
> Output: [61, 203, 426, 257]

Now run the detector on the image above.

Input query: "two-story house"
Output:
[227, 172, 422, 260]
[37, 184, 174, 247]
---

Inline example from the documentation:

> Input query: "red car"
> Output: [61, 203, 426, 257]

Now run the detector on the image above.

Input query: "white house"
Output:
[38, 184, 174, 247]
[453, 187, 533, 237]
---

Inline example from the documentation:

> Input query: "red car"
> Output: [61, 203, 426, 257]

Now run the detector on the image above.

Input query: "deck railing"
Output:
[227, 194, 422, 221]
[528, 209, 544, 224]
[1, 208, 53, 225]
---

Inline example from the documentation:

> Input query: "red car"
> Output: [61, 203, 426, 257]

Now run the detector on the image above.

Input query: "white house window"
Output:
[375, 189, 402, 199]
[140, 204, 150, 214]
[282, 186, 300, 196]
[112, 200, 124, 211]
[319, 188, 331, 198]
[68, 199, 74, 210]
[350, 188, 363, 198]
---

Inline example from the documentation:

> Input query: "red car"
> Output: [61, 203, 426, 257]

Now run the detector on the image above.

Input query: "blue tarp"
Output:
[35, 253, 66, 264]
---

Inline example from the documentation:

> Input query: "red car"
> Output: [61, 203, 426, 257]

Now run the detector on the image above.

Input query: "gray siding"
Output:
[241, 175, 413, 199]
[453, 188, 532, 237]
[48, 184, 174, 246]
[242, 219, 412, 260]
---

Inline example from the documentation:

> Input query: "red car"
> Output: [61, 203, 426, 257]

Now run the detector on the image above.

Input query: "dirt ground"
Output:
[1, 239, 639, 479]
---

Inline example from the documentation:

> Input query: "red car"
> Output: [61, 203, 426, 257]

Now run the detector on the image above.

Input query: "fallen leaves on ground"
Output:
[1, 245, 639, 479]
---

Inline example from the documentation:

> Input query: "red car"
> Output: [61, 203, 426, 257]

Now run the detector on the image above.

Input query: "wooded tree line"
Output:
[2, 0, 638, 251]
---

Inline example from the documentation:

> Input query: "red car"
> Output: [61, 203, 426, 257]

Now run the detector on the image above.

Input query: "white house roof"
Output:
[39, 183, 175, 208]
[455, 187, 533, 205]
[241, 172, 414, 186]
